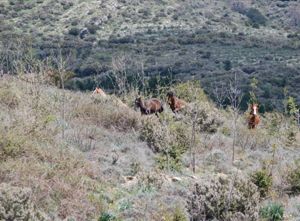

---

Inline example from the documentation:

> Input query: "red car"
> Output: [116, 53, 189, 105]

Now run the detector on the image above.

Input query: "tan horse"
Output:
[167, 91, 187, 113]
[135, 97, 164, 116]
[248, 103, 260, 129]
[92, 87, 107, 97]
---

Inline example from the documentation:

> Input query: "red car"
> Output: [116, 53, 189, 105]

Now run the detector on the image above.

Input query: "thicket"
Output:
[187, 174, 260, 221]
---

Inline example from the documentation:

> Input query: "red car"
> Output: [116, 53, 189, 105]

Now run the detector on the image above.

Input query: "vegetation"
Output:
[260, 203, 284, 221]
[0, 0, 300, 219]
[251, 169, 273, 198]
[0, 0, 299, 111]
[187, 174, 260, 220]
[287, 165, 300, 195]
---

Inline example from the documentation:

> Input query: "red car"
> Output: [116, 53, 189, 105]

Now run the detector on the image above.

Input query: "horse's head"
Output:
[134, 97, 142, 108]
[167, 91, 175, 104]
[250, 103, 259, 115]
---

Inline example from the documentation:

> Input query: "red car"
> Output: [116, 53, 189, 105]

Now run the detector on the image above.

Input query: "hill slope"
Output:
[0, 0, 300, 110]
[0, 75, 300, 220]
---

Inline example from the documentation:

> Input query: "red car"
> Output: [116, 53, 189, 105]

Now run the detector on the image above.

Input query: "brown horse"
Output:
[167, 91, 187, 113]
[135, 97, 164, 115]
[248, 103, 260, 129]
[92, 87, 107, 97]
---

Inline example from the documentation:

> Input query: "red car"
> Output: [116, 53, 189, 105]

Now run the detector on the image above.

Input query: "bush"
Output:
[287, 166, 300, 194]
[0, 84, 20, 108]
[187, 174, 259, 221]
[0, 183, 46, 221]
[251, 170, 272, 198]
[246, 8, 267, 26]
[230, 1, 247, 14]
[164, 207, 188, 221]
[75, 97, 140, 132]
[140, 116, 189, 171]
[223, 60, 232, 71]
[260, 203, 284, 221]
[98, 212, 116, 221]
[68, 27, 80, 36]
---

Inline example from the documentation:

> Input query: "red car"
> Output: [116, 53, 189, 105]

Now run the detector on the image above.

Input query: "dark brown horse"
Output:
[135, 97, 164, 115]
[248, 103, 260, 129]
[167, 91, 187, 113]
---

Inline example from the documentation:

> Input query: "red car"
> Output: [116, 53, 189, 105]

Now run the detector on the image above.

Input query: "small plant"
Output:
[68, 27, 80, 36]
[164, 207, 188, 221]
[260, 203, 284, 221]
[251, 169, 273, 198]
[98, 212, 116, 221]
[287, 166, 300, 194]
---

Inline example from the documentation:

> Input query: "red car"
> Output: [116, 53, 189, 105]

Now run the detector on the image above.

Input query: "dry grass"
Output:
[1, 75, 300, 220]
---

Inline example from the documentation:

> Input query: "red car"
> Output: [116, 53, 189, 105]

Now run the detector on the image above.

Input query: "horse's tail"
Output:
[158, 101, 164, 113]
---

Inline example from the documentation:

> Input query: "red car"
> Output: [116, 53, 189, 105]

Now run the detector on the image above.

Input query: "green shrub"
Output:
[260, 203, 284, 221]
[246, 8, 267, 26]
[166, 81, 208, 103]
[187, 174, 260, 220]
[98, 212, 116, 221]
[140, 116, 189, 171]
[68, 27, 80, 36]
[223, 60, 232, 71]
[251, 170, 273, 198]
[287, 166, 300, 194]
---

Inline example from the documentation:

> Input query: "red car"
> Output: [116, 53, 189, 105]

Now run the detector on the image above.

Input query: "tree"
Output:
[227, 71, 243, 162]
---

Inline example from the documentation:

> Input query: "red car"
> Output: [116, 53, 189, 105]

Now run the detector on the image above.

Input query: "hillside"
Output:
[1, 0, 300, 111]
[0, 75, 300, 220]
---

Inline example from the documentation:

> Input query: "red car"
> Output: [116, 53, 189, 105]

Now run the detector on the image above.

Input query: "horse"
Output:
[92, 87, 107, 98]
[248, 103, 260, 129]
[166, 91, 187, 113]
[134, 97, 164, 116]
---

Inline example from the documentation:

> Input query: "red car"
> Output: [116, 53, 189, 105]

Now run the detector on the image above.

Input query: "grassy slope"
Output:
[0, 75, 300, 220]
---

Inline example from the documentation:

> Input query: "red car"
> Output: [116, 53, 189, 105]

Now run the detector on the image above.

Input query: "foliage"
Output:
[287, 166, 300, 194]
[251, 169, 273, 198]
[167, 81, 208, 103]
[140, 116, 189, 171]
[0, 184, 47, 221]
[68, 27, 80, 36]
[98, 212, 116, 221]
[260, 203, 284, 221]
[187, 174, 259, 220]
[246, 8, 267, 27]
[0, 83, 21, 108]
[164, 207, 188, 221]
[287, 96, 299, 117]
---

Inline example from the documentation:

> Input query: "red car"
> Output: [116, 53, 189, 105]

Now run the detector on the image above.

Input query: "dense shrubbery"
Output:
[0, 184, 47, 220]
[187, 174, 260, 221]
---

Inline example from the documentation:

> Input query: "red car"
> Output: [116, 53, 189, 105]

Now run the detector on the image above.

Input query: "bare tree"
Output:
[111, 54, 129, 96]
[212, 81, 227, 108]
[227, 71, 243, 162]
[49, 47, 75, 140]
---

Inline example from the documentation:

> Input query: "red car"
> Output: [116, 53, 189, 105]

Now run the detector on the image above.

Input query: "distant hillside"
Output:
[1, 0, 300, 111]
